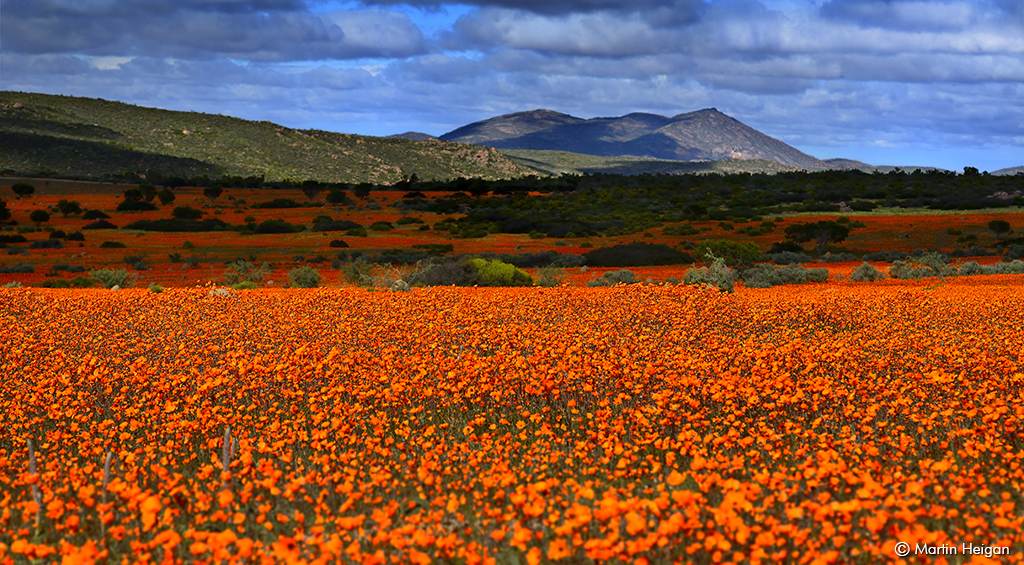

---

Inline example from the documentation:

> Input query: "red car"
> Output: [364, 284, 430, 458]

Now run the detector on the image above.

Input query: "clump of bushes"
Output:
[148, 283, 165, 293]
[329, 239, 349, 248]
[90, 269, 135, 288]
[587, 269, 637, 287]
[312, 216, 362, 232]
[584, 243, 692, 267]
[405, 257, 532, 287]
[958, 260, 1024, 276]
[850, 262, 886, 282]
[253, 198, 309, 209]
[39, 276, 94, 288]
[370, 221, 394, 231]
[224, 260, 270, 285]
[83, 220, 118, 230]
[252, 219, 304, 234]
[889, 252, 954, 279]
[340, 258, 375, 287]
[684, 253, 735, 292]
[740, 264, 828, 288]
[288, 266, 321, 288]
[100, 241, 126, 248]
[0, 263, 34, 274]
[124, 218, 229, 231]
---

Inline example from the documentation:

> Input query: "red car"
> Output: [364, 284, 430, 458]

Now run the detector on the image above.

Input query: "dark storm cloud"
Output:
[2, 0, 427, 60]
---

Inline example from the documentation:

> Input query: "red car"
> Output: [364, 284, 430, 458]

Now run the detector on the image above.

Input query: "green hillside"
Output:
[0, 91, 528, 183]
[502, 148, 799, 176]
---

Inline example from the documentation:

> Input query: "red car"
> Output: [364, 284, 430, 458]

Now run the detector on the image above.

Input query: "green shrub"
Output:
[3, 281, 23, 288]
[125, 219, 228, 232]
[253, 219, 303, 234]
[406, 259, 475, 287]
[341, 258, 375, 287]
[288, 266, 321, 288]
[148, 283, 165, 293]
[224, 260, 270, 285]
[957, 261, 985, 276]
[695, 240, 761, 268]
[684, 253, 735, 292]
[889, 252, 953, 279]
[231, 281, 260, 290]
[587, 269, 637, 287]
[663, 223, 699, 236]
[172, 206, 203, 220]
[370, 221, 394, 231]
[850, 262, 886, 282]
[536, 266, 564, 287]
[100, 241, 126, 248]
[90, 269, 135, 288]
[253, 198, 307, 209]
[467, 258, 532, 286]
[312, 216, 361, 232]
[741, 264, 829, 288]
[584, 243, 693, 267]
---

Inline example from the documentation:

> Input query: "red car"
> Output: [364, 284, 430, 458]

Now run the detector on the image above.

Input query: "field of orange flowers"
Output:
[1, 280, 1023, 563]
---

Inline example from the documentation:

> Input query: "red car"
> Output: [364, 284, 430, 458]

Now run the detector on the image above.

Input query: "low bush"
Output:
[536, 266, 564, 288]
[467, 258, 532, 286]
[957, 261, 986, 276]
[83, 220, 118, 230]
[0, 263, 34, 274]
[695, 240, 761, 268]
[0, 234, 27, 244]
[52, 264, 86, 273]
[82, 210, 110, 220]
[684, 253, 735, 292]
[396, 216, 424, 225]
[340, 258, 375, 287]
[288, 266, 321, 288]
[889, 252, 954, 279]
[39, 276, 94, 288]
[224, 260, 270, 285]
[90, 269, 135, 288]
[370, 221, 394, 231]
[231, 281, 260, 290]
[663, 223, 699, 236]
[587, 269, 637, 287]
[148, 283, 165, 293]
[768, 251, 812, 265]
[312, 216, 361, 232]
[740, 264, 829, 288]
[253, 198, 310, 209]
[172, 206, 203, 220]
[65, 231, 85, 242]
[31, 239, 62, 249]
[125, 219, 230, 232]
[100, 241, 126, 248]
[329, 239, 349, 248]
[584, 243, 693, 267]
[253, 220, 303, 234]
[116, 200, 158, 212]
[850, 262, 886, 281]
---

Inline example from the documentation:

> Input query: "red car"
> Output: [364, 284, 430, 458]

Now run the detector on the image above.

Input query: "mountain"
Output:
[993, 166, 1024, 176]
[442, 108, 825, 170]
[0, 91, 528, 183]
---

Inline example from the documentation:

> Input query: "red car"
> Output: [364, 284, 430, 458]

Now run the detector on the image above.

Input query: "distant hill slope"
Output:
[0, 91, 528, 183]
[442, 108, 826, 170]
[502, 149, 799, 176]
[993, 166, 1024, 176]
[388, 131, 438, 141]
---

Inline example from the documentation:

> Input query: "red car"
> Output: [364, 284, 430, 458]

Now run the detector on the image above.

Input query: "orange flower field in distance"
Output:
[1, 279, 1022, 563]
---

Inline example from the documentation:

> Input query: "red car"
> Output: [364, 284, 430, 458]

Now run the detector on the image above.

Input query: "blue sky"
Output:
[2, 0, 1022, 171]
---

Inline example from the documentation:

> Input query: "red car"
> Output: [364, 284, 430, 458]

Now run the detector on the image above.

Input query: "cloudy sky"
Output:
[2, 0, 1022, 170]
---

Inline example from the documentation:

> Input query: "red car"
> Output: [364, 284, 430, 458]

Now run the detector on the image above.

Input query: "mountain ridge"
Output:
[0, 91, 529, 183]
[441, 107, 826, 170]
